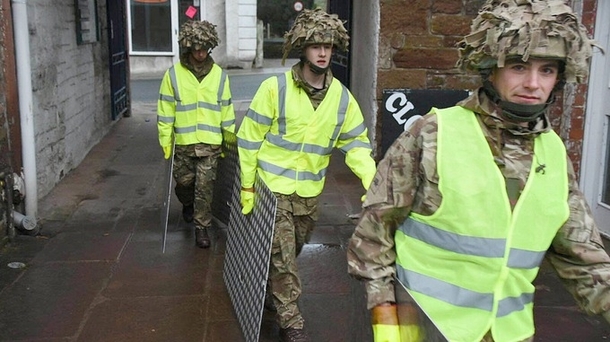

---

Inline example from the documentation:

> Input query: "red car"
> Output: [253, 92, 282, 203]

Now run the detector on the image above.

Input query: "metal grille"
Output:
[211, 130, 239, 227]
[221, 130, 276, 342]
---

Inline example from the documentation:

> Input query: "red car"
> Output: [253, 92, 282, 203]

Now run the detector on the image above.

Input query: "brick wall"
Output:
[376, 0, 597, 178]
[553, 0, 597, 176]
[377, 0, 484, 97]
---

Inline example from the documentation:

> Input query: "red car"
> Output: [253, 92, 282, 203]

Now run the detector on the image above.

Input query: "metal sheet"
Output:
[211, 129, 239, 228]
[395, 277, 448, 342]
[222, 130, 277, 342]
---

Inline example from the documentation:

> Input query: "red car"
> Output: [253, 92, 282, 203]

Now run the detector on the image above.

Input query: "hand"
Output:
[240, 188, 254, 215]
[361, 173, 374, 203]
[362, 173, 375, 191]
[372, 303, 400, 342]
[162, 145, 172, 159]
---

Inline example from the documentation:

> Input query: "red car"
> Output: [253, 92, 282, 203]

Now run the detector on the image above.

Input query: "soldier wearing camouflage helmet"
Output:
[157, 20, 234, 249]
[237, 8, 376, 342]
[281, 7, 349, 73]
[348, 1, 610, 341]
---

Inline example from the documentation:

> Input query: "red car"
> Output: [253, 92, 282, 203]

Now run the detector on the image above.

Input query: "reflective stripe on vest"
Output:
[261, 73, 348, 181]
[161, 64, 232, 145]
[168, 65, 229, 112]
[270, 74, 349, 153]
[395, 106, 569, 342]
[238, 72, 353, 196]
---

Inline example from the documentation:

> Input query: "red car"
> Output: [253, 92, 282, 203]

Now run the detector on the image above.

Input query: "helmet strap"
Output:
[300, 56, 330, 75]
[482, 80, 552, 123]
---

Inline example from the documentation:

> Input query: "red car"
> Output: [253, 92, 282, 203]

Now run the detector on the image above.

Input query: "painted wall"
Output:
[25, 0, 113, 199]
[130, 0, 258, 76]
[224, 0, 257, 68]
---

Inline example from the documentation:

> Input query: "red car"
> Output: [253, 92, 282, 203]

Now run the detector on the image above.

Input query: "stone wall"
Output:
[26, 0, 113, 199]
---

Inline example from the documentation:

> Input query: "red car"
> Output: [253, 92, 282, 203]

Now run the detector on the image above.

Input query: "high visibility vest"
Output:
[157, 63, 235, 147]
[237, 71, 373, 197]
[395, 106, 569, 342]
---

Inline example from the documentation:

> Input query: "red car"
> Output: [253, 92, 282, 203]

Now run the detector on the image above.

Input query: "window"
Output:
[75, 0, 99, 44]
[130, 0, 172, 52]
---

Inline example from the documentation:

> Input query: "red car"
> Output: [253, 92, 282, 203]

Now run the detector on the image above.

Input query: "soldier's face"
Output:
[190, 48, 209, 63]
[304, 44, 333, 69]
[490, 58, 560, 105]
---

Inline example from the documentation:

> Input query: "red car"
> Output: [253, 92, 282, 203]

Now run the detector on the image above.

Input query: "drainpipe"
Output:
[11, 0, 38, 220]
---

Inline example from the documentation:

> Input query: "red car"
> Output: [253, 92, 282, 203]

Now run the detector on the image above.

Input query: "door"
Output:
[581, 1, 610, 234]
[327, 0, 351, 87]
[107, 0, 129, 119]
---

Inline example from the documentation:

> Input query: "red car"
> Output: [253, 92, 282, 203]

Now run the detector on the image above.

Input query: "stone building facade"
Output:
[1, 0, 119, 243]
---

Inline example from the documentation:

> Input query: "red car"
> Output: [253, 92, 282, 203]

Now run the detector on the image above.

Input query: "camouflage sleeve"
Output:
[546, 158, 610, 320]
[347, 116, 429, 310]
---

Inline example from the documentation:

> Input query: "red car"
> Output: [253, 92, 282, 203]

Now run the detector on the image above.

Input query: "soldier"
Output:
[237, 8, 376, 342]
[348, 0, 610, 341]
[157, 20, 235, 249]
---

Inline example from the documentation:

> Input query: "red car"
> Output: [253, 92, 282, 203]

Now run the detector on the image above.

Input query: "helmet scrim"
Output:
[282, 8, 349, 64]
[456, 0, 595, 83]
[178, 20, 220, 51]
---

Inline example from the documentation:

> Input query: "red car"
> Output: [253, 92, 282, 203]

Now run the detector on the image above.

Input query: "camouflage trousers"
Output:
[172, 143, 221, 230]
[269, 193, 319, 329]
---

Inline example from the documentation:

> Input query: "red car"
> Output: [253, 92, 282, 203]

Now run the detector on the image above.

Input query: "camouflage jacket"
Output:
[347, 89, 610, 320]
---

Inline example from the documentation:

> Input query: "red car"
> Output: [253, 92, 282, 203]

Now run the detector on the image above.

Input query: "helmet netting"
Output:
[456, 0, 594, 83]
[282, 8, 349, 64]
[178, 20, 220, 51]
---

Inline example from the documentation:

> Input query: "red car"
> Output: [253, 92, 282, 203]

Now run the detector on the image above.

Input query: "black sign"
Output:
[381, 89, 469, 158]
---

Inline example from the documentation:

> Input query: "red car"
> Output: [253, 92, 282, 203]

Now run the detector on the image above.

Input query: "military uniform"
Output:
[237, 10, 376, 339]
[239, 62, 376, 330]
[347, 89, 610, 340]
[157, 20, 234, 248]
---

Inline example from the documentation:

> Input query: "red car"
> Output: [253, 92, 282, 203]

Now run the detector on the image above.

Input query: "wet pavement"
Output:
[1, 65, 610, 341]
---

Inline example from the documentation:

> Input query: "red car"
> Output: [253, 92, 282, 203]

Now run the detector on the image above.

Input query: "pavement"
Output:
[1, 61, 610, 341]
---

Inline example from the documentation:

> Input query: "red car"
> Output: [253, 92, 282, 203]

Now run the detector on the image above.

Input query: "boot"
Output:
[195, 229, 210, 249]
[182, 204, 194, 223]
[279, 327, 308, 342]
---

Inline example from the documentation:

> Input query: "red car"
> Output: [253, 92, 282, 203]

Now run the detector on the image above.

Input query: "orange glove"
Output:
[372, 303, 400, 342]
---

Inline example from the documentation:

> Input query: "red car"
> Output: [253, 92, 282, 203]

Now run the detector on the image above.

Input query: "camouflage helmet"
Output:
[282, 8, 350, 63]
[456, 0, 594, 83]
[178, 20, 220, 51]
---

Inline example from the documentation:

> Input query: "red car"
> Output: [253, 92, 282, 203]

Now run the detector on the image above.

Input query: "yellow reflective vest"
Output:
[237, 71, 376, 197]
[395, 107, 569, 342]
[157, 63, 235, 148]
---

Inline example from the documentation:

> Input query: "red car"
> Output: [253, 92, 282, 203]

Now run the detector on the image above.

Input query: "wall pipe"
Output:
[11, 0, 38, 220]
